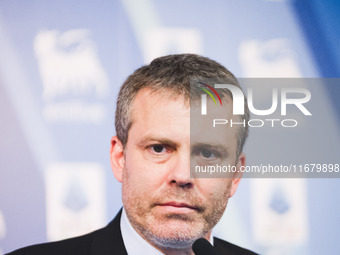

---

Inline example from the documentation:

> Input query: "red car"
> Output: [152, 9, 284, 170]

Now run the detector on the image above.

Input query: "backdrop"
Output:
[0, 0, 339, 254]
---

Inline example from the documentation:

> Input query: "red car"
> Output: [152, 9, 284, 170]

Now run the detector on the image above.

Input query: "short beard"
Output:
[143, 230, 198, 250]
[130, 213, 210, 250]
[122, 164, 231, 251]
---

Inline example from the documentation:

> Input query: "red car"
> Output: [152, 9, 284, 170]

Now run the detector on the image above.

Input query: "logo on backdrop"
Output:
[34, 29, 109, 124]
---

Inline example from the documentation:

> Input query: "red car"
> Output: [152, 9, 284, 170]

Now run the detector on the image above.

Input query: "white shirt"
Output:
[120, 208, 214, 254]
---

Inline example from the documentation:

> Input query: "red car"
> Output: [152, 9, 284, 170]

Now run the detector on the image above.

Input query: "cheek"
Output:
[122, 160, 163, 199]
[121, 167, 147, 212]
[124, 147, 171, 188]
[199, 179, 232, 204]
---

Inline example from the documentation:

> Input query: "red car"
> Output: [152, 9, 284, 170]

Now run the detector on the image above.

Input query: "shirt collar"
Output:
[120, 208, 214, 254]
[120, 208, 164, 255]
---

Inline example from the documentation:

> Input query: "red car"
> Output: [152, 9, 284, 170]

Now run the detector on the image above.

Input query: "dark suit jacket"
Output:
[7, 210, 258, 255]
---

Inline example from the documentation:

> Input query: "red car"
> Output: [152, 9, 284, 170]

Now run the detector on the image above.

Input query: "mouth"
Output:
[155, 201, 199, 214]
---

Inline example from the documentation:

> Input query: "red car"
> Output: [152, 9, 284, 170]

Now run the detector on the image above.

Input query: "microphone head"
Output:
[192, 238, 218, 255]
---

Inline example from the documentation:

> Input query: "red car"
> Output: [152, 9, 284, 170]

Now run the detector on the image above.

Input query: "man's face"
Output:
[110, 88, 245, 250]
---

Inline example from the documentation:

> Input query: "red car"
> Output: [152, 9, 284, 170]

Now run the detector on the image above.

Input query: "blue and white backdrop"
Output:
[0, 0, 340, 254]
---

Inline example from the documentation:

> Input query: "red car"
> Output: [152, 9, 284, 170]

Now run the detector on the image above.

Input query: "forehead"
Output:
[190, 96, 239, 148]
[129, 88, 189, 132]
[129, 87, 235, 122]
[128, 88, 239, 152]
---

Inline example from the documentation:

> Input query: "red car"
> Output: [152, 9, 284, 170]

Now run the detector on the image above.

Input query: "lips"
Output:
[159, 202, 197, 209]
[155, 201, 199, 213]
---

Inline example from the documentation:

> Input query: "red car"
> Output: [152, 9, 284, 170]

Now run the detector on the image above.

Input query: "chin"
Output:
[144, 220, 207, 249]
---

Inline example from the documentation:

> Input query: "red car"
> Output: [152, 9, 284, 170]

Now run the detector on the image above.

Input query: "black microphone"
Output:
[192, 238, 219, 255]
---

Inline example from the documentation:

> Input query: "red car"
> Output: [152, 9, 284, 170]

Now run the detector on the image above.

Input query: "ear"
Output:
[229, 152, 246, 198]
[110, 136, 125, 183]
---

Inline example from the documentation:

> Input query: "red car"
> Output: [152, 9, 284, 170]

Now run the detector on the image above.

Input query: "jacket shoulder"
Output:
[214, 237, 259, 255]
[6, 228, 102, 255]
[6, 210, 125, 255]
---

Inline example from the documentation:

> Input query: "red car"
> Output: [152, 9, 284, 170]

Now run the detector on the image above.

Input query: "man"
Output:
[7, 54, 257, 254]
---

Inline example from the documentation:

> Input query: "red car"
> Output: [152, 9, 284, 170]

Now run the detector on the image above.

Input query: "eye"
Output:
[144, 143, 174, 162]
[192, 146, 222, 162]
[200, 149, 216, 159]
[150, 144, 167, 154]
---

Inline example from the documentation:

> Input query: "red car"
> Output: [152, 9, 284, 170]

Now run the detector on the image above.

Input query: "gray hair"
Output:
[115, 54, 249, 157]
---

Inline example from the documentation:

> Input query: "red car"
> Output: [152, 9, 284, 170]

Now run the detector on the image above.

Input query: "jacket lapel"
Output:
[90, 209, 127, 255]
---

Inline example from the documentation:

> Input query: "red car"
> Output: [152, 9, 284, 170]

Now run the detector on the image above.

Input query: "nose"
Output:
[167, 151, 193, 188]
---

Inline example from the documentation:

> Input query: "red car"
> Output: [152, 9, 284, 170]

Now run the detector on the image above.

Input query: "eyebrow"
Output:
[137, 135, 179, 148]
